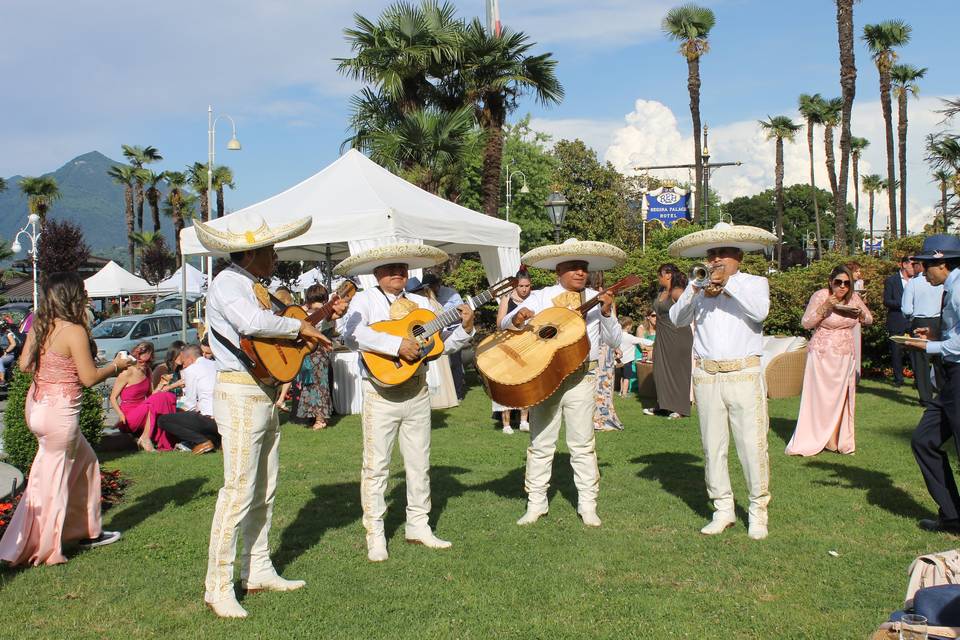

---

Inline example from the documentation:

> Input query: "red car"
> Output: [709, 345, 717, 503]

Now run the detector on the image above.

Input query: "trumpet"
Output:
[690, 264, 721, 288]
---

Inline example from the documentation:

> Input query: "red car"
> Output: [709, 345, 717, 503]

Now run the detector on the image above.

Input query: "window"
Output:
[131, 319, 157, 340]
[92, 321, 135, 339]
[157, 316, 179, 334]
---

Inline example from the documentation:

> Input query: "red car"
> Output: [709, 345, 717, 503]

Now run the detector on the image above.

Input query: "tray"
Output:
[890, 335, 926, 345]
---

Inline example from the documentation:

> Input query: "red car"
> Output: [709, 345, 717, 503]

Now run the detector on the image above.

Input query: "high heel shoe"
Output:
[137, 437, 156, 452]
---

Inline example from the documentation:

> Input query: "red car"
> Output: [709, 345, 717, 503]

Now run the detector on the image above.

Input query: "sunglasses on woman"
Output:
[832, 279, 850, 288]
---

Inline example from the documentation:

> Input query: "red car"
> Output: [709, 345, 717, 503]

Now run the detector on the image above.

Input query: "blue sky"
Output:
[0, 0, 956, 231]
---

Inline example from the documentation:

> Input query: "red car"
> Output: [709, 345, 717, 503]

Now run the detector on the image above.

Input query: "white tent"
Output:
[156, 263, 207, 294]
[179, 149, 521, 285]
[84, 261, 152, 298]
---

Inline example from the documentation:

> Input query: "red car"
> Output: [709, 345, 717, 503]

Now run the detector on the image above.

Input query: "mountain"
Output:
[0, 151, 179, 258]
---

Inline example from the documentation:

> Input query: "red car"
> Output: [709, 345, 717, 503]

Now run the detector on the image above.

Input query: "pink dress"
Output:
[116, 375, 177, 450]
[786, 290, 873, 456]
[0, 351, 102, 566]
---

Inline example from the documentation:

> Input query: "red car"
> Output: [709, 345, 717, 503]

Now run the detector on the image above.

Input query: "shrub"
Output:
[3, 368, 105, 473]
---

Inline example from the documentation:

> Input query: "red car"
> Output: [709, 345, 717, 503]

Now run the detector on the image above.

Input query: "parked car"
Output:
[92, 309, 197, 363]
[154, 292, 204, 313]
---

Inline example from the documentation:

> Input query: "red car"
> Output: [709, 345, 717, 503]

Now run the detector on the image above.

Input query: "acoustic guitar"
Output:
[475, 275, 642, 409]
[239, 280, 358, 385]
[362, 277, 518, 387]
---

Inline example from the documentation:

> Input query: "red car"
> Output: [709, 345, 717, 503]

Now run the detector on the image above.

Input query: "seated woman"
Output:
[786, 266, 873, 456]
[109, 342, 177, 451]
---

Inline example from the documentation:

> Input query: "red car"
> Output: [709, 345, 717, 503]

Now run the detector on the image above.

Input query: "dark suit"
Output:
[884, 272, 911, 384]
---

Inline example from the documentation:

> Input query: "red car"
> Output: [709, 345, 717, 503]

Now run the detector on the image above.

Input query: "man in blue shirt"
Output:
[907, 235, 960, 533]
[903, 260, 945, 405]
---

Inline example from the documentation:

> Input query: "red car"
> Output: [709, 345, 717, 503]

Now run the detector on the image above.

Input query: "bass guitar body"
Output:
[240, 305, 315, 386]
[361, 308, 444, 386]
[476, 306, 590, 409]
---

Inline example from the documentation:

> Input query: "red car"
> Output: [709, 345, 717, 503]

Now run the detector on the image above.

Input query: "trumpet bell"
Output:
[690, 265, 711, 288]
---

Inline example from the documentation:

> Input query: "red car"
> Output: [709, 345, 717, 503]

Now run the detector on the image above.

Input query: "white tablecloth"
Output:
[332, 351, 363, 415]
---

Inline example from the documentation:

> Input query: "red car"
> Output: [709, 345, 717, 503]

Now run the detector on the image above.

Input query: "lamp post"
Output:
[205, 105, 241, 315]
[504, 161, 529, 223]
[11, 213, 41, 311]
[805, 231, 817, 264]
[544, 191, 570, 244]
[701, 125, 711, 224]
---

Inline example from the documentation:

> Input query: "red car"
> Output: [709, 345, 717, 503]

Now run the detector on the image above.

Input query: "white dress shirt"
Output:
[181, 356, 218, 416]
[500, 284, 622, 361]
[340, 287, 475, 380]
[206, 264, 301, 372]
[670, 271, 770, 361]
[617, 332, 648, 360]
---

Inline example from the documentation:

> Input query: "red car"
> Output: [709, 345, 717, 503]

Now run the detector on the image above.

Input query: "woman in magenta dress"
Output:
[109, 342, 177, 451]
[786, 266, 873, 456]
[0, 272, 132, 566]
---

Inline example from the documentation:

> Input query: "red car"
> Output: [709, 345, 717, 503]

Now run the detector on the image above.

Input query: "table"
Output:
[332, 351, 363, 415]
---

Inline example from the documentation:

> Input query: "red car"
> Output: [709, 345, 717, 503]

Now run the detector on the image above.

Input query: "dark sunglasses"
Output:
[832, 279, 851, 287]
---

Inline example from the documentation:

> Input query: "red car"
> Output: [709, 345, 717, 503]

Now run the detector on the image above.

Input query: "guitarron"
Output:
[476, 275, 642, 408]
[362, 277, 517, 387]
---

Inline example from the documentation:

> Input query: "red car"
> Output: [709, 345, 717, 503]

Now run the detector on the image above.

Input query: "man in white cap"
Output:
[335, 244, 475, 562]
[667, 223, 776, 540]
[194, 213, 347, 618]
[500, 238, 626, 527]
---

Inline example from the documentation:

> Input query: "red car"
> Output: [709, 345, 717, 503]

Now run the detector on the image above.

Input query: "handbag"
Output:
[906, 550, 960, 609]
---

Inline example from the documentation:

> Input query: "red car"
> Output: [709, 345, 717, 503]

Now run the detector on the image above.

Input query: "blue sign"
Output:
[862, 238, 884, 253]
[645, 190, 690, 228]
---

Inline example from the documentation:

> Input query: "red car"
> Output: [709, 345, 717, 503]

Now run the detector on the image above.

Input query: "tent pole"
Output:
[325, 245, 332, 289]
[181, 255, 188, 342]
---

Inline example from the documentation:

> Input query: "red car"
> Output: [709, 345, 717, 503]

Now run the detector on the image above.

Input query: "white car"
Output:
[92, 309, 198, 363]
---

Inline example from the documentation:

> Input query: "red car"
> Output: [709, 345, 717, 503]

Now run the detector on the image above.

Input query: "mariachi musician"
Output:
[500, 238, 627, 528]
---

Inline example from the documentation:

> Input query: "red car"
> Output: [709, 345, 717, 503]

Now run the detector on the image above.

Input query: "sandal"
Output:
[276, 402, 291, 413]
[311, 419, 327, 431]
[137, 437, 156, 452]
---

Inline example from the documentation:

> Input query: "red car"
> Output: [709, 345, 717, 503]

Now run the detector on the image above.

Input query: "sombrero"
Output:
[668, 222, 777, 258]
[522, 238, 627, 271]
[333, 243, 449, 277]
[193, 213, 312, 254]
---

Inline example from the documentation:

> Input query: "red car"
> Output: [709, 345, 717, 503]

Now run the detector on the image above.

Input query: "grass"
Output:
[0, 376, 943, 639]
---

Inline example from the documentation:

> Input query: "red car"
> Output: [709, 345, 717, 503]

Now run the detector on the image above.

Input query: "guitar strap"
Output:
[209, 326, 257, 372]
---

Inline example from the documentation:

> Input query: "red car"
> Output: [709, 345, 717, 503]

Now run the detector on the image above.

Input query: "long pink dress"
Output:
[0, 351, 102, 566]
[786, 289, 873, 456]
[116, 375, 176, 450]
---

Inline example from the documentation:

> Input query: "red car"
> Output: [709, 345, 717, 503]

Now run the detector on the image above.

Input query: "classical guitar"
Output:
[362, 277, 518, 387]
[475, 274, 642, 409]
[240, 280, 358, 385]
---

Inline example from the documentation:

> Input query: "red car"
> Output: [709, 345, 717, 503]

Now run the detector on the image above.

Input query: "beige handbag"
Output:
[905, 549, 960, 609]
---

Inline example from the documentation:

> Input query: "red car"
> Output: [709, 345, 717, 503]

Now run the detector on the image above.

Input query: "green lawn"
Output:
[0, 377, 945, 639]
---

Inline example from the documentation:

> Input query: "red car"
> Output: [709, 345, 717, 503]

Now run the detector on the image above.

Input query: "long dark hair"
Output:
[829, 265, 855, 304]
[657, 263, 687, 291]
[30, 272, 94, 374]
[165, 340, 186, 373]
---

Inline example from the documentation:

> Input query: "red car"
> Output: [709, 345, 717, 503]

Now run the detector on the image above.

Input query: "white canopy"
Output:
[179, 149, 521, 284]
[83, 261, 152, 298]
[156, 263, 207, 295]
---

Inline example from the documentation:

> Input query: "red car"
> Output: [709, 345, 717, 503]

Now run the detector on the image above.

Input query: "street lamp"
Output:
[544, 191, 570, 243]
[805, 232, 817, 263]
[504, 160, 529, 223]
[204, 105, 242, 316]
[11, 213, 41, 311]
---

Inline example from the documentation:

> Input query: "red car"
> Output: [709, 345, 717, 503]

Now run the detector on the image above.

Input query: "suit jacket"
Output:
[883, 272, 910, 333]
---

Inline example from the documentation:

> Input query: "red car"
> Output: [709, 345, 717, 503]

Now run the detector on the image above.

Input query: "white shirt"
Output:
[500, 284, 622, 361]
[617, 332, 647, 359]
[340, 287, 475, 380]
[670, 271, 770, 361]
[206, 264, 301, 372]
[181, 356, 217, 416]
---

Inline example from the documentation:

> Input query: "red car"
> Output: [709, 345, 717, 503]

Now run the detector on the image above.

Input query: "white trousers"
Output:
[360, 374, 434, 541]
[204, 378, 280, 603]
[525, 368, 600, 510]
[692, 365, 771, 524]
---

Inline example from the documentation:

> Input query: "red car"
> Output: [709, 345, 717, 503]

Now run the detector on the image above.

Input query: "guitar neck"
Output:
[575, 276, 641, 316]
[420, 289, 495, 338]
[304, 297, 339, 326]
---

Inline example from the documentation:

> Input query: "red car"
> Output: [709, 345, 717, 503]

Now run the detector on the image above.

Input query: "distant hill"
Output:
[0, 151, 178, 256]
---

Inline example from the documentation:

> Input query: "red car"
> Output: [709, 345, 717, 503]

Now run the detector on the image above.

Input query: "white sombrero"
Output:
[193, 213, 312, 254]
[667, 222, 777, 258]
[333, 243, 449, 277]
[522, 238, 627, 271]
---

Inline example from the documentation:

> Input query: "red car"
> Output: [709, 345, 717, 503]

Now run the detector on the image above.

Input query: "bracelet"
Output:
[113, 363, 118, 374]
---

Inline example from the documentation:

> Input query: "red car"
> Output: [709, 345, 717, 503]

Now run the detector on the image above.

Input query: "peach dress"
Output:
[786, 289, 873, 456]
[0, 351, 102, 566]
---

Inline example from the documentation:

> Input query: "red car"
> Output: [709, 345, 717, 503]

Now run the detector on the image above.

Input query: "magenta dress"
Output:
[0, 352, 102, 566]
[116, 375, 176, 450]
[786, 289, 873, 456]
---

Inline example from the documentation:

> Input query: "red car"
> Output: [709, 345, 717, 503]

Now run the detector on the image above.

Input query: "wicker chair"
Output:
[764, 348, 807, 399]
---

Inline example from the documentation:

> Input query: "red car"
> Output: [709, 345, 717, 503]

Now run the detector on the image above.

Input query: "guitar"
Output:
[475, 275, 642, 408]
[239, 280, 358, 385]
[362, 277, 518, 387]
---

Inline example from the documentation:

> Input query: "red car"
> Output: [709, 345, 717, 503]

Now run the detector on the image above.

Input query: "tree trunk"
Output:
[480, 99, 507, 218]
[135, 183, 145, 233]
[125, 187, 135, 271]
[824, 125, 839, 201]
[149, 194, 161, 233]
[879, 67, 898, 237]
[806, 121, 822, 258]
[897, 90, 909, 236]
[200, 191, 210, 222]
[852, 155, 860, 243]
[868, 191, 875, 255]
[216, 186, 225, 218]
[687, 57, 704, 224]
[835, 0, 856, 250]
[775, 138, 785, 267]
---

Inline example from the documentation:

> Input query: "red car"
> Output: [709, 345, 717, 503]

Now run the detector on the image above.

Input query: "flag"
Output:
[485, 0, 502, 36]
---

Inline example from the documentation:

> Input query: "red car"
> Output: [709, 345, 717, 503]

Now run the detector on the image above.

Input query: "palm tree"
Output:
[211, 165, 236, 218]
[457, 18, 563, 217]
[862, 173, 884, 253]
[759, 115, 802, 266]
[122, 145, 163, 233]
[891, 63, 927, 236]
[834, 0, 858, 251]
[18, 176, 61, 232]
[863, 20, 911, 237]
[163, 171, 188, 266]
[798, 93, 826, 257]
[932, 169, 955, 233]
[663, 3, 715, 223]
[850, 136, 870, 243]
[143, 170, 165, 233]
[107, 165, 138, 270]
[820, 97, 843, 202]
[186, 163, 210, 221]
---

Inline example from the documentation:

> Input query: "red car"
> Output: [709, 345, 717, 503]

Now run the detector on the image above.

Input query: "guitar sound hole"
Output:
[412, 325, 425, 337]
[538, 325, 558, 339]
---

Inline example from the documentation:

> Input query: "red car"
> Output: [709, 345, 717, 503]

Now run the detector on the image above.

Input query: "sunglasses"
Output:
[832, 279, 851, 287]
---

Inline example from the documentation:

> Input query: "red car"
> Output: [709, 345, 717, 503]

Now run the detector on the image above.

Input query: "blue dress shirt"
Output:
[902, 274, 944, 319]
[926, 268, 960, 362]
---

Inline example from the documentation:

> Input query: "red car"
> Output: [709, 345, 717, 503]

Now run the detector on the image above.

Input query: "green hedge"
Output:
[3, 368, 106, 473]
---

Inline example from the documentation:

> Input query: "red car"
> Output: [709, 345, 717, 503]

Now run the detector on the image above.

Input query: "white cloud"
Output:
[528, 117, 622, 156]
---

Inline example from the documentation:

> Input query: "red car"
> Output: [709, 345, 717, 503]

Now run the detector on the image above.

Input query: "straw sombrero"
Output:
[333, 243, 449, 277]
[667, 222, 777, 258]
[522, 238, 627, 271]
[193, 213, 312, 254]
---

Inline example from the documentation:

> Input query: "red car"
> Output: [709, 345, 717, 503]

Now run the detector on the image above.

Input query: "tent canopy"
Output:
[84, 261, 152, 297]
[155, 263, 206, 295]
[179, 149, 521, 283]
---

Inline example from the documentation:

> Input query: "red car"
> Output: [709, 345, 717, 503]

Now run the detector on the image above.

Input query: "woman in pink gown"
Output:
[109, 342, 177, 451]
[0, 272, 132, 566]
[786, 266, 873, 456]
